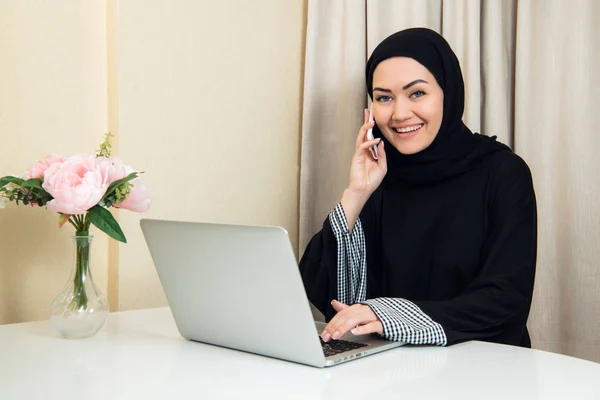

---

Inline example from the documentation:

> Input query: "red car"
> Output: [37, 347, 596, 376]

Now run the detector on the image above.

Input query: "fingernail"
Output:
[351, 329, 357, 335]
[322, 332, 331, 342]
[332, 331, 340, 340]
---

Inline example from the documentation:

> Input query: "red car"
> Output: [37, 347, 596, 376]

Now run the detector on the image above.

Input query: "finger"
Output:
[321, 310, 343, 341]
[321, 306, 353, 341]
[356, 109, 369, 148]
[322, 302, 376, 341]
[351, 321, 384, 336]
[328, 317, 358, 341]
[357, 138, 381, 152]
[331, 299, 349, 312]
[330, 311, 373, 340]
[321, 320, 340, 342]
[355, 120, 376, 149]
[329, 305, 376, 340]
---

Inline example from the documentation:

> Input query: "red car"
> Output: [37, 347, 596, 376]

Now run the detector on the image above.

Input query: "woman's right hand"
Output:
[340, 109, 387, 231]
[347, 108, 387, 196]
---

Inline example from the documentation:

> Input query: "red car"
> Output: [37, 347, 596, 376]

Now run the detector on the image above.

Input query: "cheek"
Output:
[433, 96, 444, 126]
[373, 107, 392, 124]
[374, 109, 392, 135]
[423, 101, 443, 131]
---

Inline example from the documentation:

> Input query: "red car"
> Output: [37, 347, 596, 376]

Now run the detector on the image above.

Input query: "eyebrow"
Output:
[373, 79, 429, 93]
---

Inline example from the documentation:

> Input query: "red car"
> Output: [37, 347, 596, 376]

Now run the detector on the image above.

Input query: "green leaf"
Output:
[20, 178, 44, 190]
[103, 172, 139, 201]
[88, 206, 127, 243]
[0, 176, 24, 188]
[33, 192, 53, 205]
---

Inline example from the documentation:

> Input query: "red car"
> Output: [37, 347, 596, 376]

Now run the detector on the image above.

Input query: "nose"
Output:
[392, 97, 412, 121]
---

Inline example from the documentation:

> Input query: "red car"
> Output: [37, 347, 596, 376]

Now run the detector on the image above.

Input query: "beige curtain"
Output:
[299, 0, 600, 362]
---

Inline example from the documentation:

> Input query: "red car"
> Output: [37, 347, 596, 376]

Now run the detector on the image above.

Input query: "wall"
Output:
[0, 1, 109, 323]
[114, 0, 306, 310]
[0, 0, 306, 323]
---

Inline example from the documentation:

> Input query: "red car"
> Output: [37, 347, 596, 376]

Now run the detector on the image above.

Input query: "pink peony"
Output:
[96, 157, 151, 213]
[115, 179, 151, 212]
[42, 154, 111, 214]
[26, 154, 65, 180]
[96, 156, 129, 184]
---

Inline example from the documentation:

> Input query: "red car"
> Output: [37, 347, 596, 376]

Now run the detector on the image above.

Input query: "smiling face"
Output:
[372, 57, 444, 155]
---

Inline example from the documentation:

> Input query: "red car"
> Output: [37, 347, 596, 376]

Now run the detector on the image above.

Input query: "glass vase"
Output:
[51, 233, 109, 338]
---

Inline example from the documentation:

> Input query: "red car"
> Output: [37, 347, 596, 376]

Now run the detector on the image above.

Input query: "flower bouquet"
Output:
[0, 133, 150, 338]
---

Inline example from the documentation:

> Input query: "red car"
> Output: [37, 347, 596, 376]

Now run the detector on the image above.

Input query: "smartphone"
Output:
[366, 104, 379, 160]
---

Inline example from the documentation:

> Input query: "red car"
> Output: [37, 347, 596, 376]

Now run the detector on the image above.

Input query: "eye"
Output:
[410, 90, 426, 98]
[375, 95, 392, 103]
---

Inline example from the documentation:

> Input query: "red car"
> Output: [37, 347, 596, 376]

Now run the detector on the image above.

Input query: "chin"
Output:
[384, 129, 433, 155]
[391, 141, 429, 155]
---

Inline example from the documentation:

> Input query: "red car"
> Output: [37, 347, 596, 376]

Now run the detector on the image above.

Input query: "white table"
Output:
[1, 307, 598, 399]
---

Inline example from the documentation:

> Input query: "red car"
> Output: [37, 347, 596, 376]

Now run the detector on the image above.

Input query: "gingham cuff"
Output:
[362, 297, 447, 346]
[328, 203, 367, 305]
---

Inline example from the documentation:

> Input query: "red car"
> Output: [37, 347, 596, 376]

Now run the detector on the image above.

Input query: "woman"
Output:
[299, 27, 537, 347]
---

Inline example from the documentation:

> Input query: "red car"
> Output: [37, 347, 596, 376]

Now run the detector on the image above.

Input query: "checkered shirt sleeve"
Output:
[328, 203, 447, 346]
[328, 203, 368, 305]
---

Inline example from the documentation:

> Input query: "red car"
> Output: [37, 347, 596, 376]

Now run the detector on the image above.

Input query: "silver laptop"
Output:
[140, 218, 405, 368]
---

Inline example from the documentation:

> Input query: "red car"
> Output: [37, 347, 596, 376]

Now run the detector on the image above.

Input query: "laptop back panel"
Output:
[140, 219, 327, 367]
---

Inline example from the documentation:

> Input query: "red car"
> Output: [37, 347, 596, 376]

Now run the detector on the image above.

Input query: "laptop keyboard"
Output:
[319, 337, 367, 357]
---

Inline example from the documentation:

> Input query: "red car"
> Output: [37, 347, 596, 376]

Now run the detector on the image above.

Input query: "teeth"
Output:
[395, 124, 422, 133]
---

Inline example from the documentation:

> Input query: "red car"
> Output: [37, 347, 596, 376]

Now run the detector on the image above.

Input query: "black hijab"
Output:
[366, 27, 510, 185]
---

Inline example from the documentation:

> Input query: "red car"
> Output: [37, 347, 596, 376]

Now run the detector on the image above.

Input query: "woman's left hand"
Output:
[320, 299, 383, 342]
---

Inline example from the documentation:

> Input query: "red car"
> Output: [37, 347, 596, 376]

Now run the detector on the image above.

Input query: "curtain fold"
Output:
[481, 0, 517, 146]
[514, 0, 600, 362]
[299, 0, 367, 253]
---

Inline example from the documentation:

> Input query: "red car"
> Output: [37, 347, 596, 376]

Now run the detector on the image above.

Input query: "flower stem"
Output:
[68, 218, 78, 231]
[73, 234, 90, 310]
[74, 215, 83, 230]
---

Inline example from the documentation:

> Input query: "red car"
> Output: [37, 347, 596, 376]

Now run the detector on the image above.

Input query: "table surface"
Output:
[1, 307, 599, 399]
